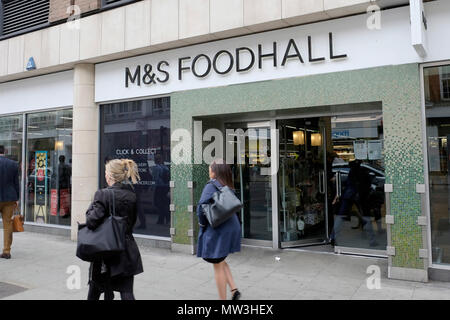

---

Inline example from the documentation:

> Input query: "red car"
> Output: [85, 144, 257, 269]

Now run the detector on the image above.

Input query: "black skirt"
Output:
[203, 256, 227, 264]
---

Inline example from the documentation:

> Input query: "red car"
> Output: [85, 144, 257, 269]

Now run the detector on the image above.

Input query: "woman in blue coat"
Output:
[197, 159, 242, 300]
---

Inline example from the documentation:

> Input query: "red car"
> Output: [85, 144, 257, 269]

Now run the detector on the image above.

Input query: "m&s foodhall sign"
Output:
[124, 32, 347, 88]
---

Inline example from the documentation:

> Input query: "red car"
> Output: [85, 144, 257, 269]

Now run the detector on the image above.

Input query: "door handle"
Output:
[318, 171, 323, 194]
[336, 172, 342, 197]
[319, 170, 325, 194]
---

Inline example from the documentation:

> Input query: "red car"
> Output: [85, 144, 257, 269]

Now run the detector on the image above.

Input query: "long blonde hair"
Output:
[105, 159, 140, 184]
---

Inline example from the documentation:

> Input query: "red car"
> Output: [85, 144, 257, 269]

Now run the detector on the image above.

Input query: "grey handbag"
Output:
[201, 180, 243, 228]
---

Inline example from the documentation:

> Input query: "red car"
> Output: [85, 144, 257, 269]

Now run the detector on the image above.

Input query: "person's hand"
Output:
[15, 201, 19, 208]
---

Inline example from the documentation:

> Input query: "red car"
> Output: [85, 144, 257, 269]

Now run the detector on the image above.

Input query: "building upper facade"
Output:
[0, 0, 424, 83]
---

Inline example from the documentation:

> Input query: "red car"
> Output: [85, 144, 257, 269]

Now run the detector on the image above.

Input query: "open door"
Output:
[278, 118, 329, 248]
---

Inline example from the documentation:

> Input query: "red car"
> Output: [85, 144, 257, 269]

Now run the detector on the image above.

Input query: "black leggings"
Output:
[87, 284, 135, 300]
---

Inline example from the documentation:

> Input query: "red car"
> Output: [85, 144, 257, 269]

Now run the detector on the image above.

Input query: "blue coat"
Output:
[196, 179, 241, 259]
[0, 156, 20, 203]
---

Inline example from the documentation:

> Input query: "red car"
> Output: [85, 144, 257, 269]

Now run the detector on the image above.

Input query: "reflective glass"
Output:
[226, 124, 272, 241]
[0, 114, 23, 213]
[424, 65, 450, 265]
[25, 110, 73, 226]
[100, 98, 171, 237]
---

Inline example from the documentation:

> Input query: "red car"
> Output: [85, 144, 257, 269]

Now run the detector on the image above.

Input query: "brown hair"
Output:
[210, 159, 233, 189]
[106, 159, 140, 184]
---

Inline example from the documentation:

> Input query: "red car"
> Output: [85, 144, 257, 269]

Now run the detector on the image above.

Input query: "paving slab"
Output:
[1, 230, 450, 300]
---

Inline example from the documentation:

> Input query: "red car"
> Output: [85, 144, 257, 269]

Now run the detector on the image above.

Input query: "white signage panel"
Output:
[0, 71, 74, 114]
[410, 0, 428, 57]
[95, 1, 450, 103]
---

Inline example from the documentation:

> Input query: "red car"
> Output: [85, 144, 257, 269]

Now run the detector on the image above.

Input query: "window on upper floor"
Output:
[0, 0, 50, 38]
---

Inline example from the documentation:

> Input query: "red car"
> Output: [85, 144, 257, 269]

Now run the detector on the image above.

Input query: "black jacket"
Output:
[0, 156, 20, 203]
[86, 183, 143, 282]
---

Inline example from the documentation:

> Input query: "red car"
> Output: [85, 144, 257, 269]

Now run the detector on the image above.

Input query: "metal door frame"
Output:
[225, 120, 275, 248]
[278, 119, 330, 248]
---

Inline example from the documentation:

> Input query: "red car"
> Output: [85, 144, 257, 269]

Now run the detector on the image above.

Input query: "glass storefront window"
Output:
[0, 115, 23, 163]
[0, 115, 23, 213]
[424, 64, 450, 265]
[25, 110, 73, 226]
[100, 97, 171, 237]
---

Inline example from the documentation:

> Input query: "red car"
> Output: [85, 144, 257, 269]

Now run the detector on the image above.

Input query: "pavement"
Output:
[0, 231, 450, 300]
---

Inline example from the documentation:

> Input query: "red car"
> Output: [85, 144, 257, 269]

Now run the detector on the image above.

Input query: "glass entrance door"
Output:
[278, 118, 329, 247]
[331, 113, 386, 253]
[225, 122, 273, 244]
[277, 114, 387, 252]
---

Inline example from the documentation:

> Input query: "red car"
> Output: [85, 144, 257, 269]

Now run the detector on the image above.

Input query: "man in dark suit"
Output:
[0, 145, 20, 259]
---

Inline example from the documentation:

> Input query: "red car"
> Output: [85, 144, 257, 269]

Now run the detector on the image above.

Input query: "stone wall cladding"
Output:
[49, 0, 101, 23]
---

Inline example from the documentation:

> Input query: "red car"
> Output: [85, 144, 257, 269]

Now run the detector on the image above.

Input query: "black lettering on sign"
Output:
[143, 64, 156, 85]
[236, 47, 255, 72]
[329, 32, 347, 60]
[258, 42, 277, 69]
[308, 36, 325, 62]
[213, 50, 234, 75]
[125, 66, 141, 87]
[281, 39, 304, 66]
[192, 54, 212, 78]
[178, 57, 191, 80]
[157, 61, 170, 83]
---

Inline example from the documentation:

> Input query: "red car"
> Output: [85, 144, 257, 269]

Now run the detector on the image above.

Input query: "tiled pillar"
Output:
[71, 63, 98, 240]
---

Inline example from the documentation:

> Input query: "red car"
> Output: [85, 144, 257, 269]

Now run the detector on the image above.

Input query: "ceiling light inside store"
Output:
[55, 140, 64, 150]
[311, 133, 322, 146]
[332, 115, 382, 123]
[293, 131, 305, 145]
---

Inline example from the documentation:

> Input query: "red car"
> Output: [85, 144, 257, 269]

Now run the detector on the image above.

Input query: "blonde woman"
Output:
[85, 159, 143, 300]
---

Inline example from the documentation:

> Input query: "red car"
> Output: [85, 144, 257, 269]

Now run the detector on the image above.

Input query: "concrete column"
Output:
[71, 64, 98, 240]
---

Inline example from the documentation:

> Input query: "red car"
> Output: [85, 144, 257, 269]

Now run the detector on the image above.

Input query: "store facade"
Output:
[0, 71, 74, 230]
[1, 0, 450, 282]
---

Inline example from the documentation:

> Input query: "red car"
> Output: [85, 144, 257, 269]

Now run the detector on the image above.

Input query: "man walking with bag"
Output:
[0, 145, 20, 259]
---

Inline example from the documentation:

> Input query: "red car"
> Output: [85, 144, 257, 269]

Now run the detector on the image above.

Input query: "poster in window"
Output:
[59, 188, 71, 217]
[50, 189, 58, 216]
[34, 151, 48, 223]
[368, 140, 382, 160]
[353, 140, 368, 160]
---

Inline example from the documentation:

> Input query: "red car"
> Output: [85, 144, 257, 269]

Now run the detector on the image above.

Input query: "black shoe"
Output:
[231, 289, 241, 300]
[1, 253, 11, 259]
[330, 239, 336, 247]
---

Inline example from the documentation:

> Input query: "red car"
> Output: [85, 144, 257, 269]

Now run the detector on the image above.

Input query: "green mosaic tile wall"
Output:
[171, 63, 425, 269]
